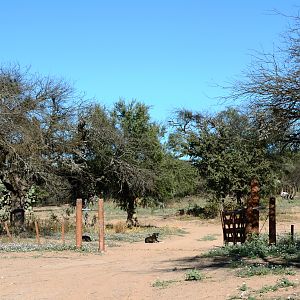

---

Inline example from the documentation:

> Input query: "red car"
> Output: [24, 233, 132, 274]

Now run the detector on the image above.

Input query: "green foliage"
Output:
[236, 263, 296, 278]
[186, 200, 219, 219]
[0, 64, 92, 211]
[152, 279, 178, 289]
[111, 99, 164, 170]
[204, 233, 300, 260]
[86, 101, 164, 219]
[279, 152, 300, 191]
[0, 181, 10, 221]
[185, 269, 204, 281]
[0, 181, 37, 221]
[85, 99, 202, 224]
[259, 278, 296, 293]
[23, 185, 37, 211]
[239, 282, 248, 291]
[169, 108, 277, 203]
[199, 234, 219, 241]
[154, 154, 200, 200]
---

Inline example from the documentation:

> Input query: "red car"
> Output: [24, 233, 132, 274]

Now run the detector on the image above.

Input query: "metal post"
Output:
[269, 197, 276, 245]
[76, 198, 83, 249]
[98, 198, 105, 252]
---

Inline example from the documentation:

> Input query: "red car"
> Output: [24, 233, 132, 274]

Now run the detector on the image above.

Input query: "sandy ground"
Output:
[1, 216, 300, 300]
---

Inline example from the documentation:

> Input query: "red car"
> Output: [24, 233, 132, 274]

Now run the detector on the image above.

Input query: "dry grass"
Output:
[113, 221, 127, 233]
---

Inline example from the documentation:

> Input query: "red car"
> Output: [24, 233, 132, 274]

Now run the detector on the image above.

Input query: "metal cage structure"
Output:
[221, 209, 247, 245]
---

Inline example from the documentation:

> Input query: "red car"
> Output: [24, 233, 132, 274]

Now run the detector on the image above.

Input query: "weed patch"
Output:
[185, 269, 204, 281]
[152, 279, 178, 289]
[236, 263, 296, 277]
[199, 234, 219, 241]
[203, 233, 300, 261]
[258, 277, 296, 294]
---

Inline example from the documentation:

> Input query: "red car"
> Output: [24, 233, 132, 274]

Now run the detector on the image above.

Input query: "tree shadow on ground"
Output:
[157, 250, 300, 274]
[158, 253, 236, 273]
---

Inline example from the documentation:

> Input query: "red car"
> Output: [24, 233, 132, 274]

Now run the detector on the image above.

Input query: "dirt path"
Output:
[1, 217, 299, 300]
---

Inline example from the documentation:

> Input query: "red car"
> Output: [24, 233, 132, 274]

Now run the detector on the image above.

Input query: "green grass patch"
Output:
[258, 277, 296, 294]
[199, 234, 219, 241]
[238, 282, 249, 291]
[0, 225, 186, 252]
[185, 269, 204, 281]
[236, 263, 296, 277]
[0, 239, 120, 253]
[152, 279, 178, 289]
[203, 233, 300, 261]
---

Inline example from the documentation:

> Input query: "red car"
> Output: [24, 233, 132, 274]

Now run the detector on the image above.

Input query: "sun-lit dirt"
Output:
[1, 215, 300, 299]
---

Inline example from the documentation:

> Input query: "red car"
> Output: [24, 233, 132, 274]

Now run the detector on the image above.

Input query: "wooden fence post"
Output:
[61, 218, 65, 245]
[76, 198, 83, 249]
[34, 220, 41, 245]
[4, 221, 13, 242]
[269, 196, 276, 245]
[98, 198, 105, 252]
[291, 225, 294, 243]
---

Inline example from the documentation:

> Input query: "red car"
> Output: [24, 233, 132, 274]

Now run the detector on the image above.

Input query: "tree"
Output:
[227, 14, 300, 148]
[84, 100, 164, 226]
[0, 64, 89, 219]
[154, 153, 200, 201]
[169, 108, 276, 203]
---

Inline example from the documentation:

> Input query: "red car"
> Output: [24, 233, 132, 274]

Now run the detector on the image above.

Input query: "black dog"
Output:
[145, 233, 160, 243]
[82, 235, 92, 242]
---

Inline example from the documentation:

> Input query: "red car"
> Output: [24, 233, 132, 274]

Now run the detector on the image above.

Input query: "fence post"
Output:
[98, 198, 105, 252]
[61, 218, 65, 245]
[76, 198, 83, 249]
[269, 196, 276, 245]
[4, 221, 13, 242]
[291, 225, 294, 243]
[34, 220, 41, 245]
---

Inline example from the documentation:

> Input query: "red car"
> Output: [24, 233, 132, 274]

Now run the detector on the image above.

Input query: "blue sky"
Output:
[1, 1, 299, 122]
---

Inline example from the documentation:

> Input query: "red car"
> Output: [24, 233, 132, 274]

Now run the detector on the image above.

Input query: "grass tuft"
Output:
[185, 269, 204, 281]
[199, 234, 219, 241]
[258, 277, 296, 293]
[152, 279, 178, 289]
[203, 233, 300, 261]
[236, 263, 296, 278]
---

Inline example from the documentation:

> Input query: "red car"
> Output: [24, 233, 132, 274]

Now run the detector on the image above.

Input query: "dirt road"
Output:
[1, 217, 299, 300]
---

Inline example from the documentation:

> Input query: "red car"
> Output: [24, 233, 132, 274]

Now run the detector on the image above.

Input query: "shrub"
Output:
[186, 202, 219, 219]
[114, 221, 127, 233]
[204, 233, 300, 261]
[152, 279, 177, 288]
[185, 269, 204, 281]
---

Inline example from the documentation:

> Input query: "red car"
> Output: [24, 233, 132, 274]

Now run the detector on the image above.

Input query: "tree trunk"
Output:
[126, 196, 139, 227]
[1, 174, 28, 227]
[236, 190, 242, 206]
[245, 179, 260, 238]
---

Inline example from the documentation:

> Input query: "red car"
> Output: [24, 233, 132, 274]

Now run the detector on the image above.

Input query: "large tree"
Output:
[0, 64, 89, 218]
[227, 14, 300, 148]
[169, 108, 276, 203]
[84, 100, 164, 226]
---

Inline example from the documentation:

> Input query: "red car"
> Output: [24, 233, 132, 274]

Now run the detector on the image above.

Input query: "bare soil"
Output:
[1, 216, 300, 300]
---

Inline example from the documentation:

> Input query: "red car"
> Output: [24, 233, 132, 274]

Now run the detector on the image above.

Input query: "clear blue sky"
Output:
[1, 1, 299, 122]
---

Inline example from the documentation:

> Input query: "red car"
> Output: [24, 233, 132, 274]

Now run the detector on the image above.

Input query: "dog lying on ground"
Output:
[82, 235, 92, 242]
[145, 232, 160, 243]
